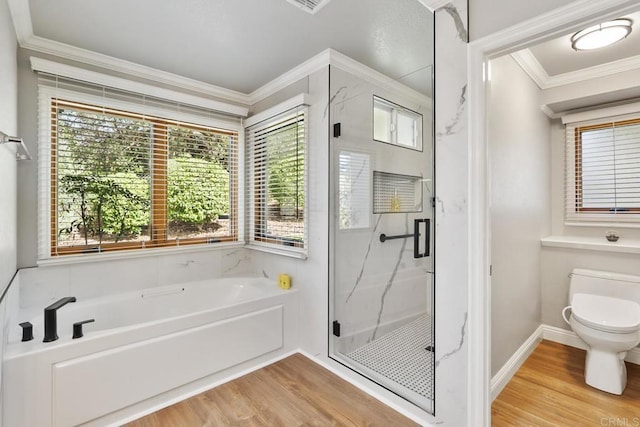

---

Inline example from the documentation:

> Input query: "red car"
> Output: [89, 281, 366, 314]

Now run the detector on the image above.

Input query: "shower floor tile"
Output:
[346, 314, 434, 399]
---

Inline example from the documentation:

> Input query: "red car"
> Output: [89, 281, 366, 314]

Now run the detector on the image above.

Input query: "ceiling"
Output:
[528, 11, 640, 76]
[25, 0, 434, 96]
[510, 10, 640, 115]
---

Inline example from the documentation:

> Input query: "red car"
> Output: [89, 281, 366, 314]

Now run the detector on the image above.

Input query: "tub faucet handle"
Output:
[19, 322, 33, 342]
[72, 319, 95, 339]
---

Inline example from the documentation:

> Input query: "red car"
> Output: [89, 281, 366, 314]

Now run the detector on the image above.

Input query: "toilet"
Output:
[562, 268, 640, 395]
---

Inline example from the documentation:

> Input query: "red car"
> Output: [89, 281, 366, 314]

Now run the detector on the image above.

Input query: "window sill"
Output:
[245, 243, 308, 260]
[565, 220, 640, 229]
[37, 241, 246, 267]
[540, 236, 640, 254]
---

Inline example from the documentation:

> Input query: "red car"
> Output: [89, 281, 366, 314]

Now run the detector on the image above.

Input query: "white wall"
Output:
[540, 117, 640, 330]
[247, 68, 329, 356]
[470, 0, 575, 40]
[0, 0, 18, 423]
[488, 55, 551, 375]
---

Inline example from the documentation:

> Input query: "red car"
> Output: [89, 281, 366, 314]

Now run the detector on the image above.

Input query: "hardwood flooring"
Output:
[492, 340, 640, 426]
[125, 353, 418, 427]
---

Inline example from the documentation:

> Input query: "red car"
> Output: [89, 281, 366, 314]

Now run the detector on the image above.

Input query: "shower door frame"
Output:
[326, 62, 437, 414]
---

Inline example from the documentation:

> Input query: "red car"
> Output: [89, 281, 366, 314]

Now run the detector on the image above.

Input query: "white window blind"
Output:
[38, 76, 241, 258]
[565, 117, 640, 222]
[339, 151, 371, 229]
[246, 107, 307, 251]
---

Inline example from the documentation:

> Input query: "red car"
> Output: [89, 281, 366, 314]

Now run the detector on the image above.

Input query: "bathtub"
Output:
[4, 277, 299, 427]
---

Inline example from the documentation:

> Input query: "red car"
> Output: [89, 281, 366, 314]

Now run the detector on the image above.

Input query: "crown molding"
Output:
[510, 50, 549, 88]
[248, 50, 331, 104]
[21, 36, 252, 106]
[540, 104, 560, 119]
[8, 0, 251, 106]
[328, 49, 432, 106]
[9, 1, 430, 110]
[472, 0, 640, 56]
[7, 0, 32, 45]
[545, 54, 640, 88]
[30, 57, 249, 117]
[511, 49, 640, 91]
[247, 48, 431, 106]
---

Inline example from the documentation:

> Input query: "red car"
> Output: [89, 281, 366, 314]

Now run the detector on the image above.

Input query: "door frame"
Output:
[467, 0, 640, 424]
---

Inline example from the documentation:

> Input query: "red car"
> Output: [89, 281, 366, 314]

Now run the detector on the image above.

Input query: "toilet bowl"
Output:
[562, 269, 640, 395]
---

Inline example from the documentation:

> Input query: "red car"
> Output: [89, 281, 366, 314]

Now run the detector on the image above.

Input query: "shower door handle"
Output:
[413, 218, 430, 258]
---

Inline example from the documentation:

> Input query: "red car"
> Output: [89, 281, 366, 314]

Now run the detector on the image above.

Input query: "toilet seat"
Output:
[571, 293, 640, 333]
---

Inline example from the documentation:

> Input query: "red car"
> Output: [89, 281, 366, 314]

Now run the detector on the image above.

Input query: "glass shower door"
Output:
[329, 64, 434, 412]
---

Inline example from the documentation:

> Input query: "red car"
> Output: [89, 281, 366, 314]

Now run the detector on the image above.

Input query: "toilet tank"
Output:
[570, 269, 640, 304]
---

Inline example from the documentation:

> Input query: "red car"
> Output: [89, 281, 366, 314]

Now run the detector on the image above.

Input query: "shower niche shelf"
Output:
[373, 171, 422, 214]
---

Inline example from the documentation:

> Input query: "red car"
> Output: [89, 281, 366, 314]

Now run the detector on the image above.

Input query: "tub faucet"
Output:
[43, 297, 76, 342]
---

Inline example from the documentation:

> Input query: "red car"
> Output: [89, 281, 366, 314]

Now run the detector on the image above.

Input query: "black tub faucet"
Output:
[43, 297, 76, 342]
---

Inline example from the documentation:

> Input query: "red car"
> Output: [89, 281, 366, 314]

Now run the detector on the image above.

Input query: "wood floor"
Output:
[492, 340, 640, 426]
[125, 353, 418, 427]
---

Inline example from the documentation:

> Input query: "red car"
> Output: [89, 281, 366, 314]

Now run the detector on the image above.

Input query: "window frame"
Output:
[245, 104, 308, 258]
[565, 113, 640, 226]
[372, 95, 423, 152]
[38, 85, 244, 260]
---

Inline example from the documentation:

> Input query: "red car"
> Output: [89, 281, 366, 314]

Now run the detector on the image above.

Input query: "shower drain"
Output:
[346, 314, 434, 399]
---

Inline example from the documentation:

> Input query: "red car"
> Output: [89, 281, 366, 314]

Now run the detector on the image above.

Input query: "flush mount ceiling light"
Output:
[571, 18, 633, 51]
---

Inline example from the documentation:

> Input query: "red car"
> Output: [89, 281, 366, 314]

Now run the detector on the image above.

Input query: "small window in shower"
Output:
[373, 96, 423, 151]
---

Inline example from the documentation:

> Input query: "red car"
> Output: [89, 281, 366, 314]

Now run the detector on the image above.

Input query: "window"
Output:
[48, 98, 238, 256]
[566, 116, 640, 222]
[339, 151, 371, 229]
[246, 107, 307, 251]
[373, 96, 422, 151]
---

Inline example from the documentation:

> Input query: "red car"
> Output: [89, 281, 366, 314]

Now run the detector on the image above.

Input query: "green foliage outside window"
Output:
[55, 103, 233, 248]
[167, 156, 229, 225]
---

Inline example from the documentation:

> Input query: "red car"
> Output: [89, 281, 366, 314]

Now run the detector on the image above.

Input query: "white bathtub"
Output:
[4, 277, 299, 427]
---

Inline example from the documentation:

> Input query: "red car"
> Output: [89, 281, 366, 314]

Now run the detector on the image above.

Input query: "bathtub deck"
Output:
[125, 353, 418, 426]
[492, 340, 640, 426]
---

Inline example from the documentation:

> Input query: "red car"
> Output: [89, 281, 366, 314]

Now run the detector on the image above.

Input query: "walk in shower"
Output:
[328, 3, 435, 413]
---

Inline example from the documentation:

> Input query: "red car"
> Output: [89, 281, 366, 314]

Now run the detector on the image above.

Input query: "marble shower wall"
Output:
[329, 66, 434, 355]
[433, 0, 469, 425]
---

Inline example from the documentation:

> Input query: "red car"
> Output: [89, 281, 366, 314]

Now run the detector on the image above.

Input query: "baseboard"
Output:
[542, 325, 640, 365]
[490, 325, 544, 401]
[490, 324, 640, 401]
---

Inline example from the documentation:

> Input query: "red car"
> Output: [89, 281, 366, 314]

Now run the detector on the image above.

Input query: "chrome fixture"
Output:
[571, 19, 633, 51]
[0, 131, 32, 160]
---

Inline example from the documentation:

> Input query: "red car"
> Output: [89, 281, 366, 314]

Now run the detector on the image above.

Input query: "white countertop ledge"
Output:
[541, 236, 640, 254]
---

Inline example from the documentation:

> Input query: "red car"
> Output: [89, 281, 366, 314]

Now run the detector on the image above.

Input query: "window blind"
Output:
[38, 75, 241, 257]
[566, 117, 640, 220]
[339, 151, 371, 229]
[246, 107, 307, 250]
